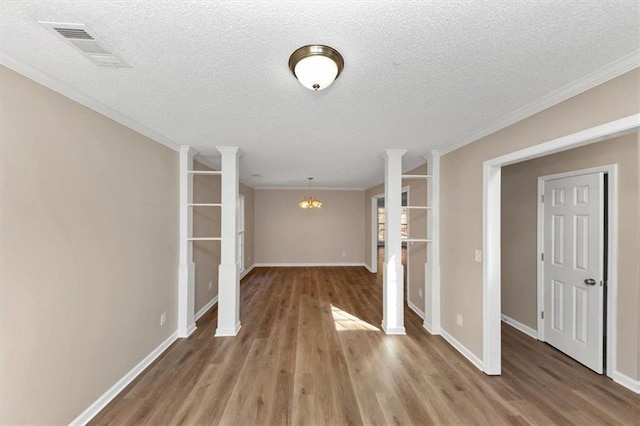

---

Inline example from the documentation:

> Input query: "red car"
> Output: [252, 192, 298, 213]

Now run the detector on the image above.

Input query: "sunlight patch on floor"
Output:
[330, 305, 379, 331]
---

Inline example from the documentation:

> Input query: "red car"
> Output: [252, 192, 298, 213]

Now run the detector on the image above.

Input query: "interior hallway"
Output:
[91, 267, 640, 425]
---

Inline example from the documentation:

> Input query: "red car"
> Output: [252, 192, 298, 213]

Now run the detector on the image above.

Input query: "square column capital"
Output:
[216, 146, 243, 158]
[384, 149, 407, 159]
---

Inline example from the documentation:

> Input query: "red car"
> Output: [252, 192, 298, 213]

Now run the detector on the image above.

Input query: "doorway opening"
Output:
[371, 190, 409, 286]
[483, 114, 638, 376]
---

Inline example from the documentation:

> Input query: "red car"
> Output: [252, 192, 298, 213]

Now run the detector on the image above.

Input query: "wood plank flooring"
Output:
[91, 266, 640, 425]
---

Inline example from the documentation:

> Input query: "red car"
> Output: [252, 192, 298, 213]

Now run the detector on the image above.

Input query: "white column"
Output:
[382, 149, 407, 335]
[424, 150, 441, 335]
[215, 146, 242, 336]
[178, 146, 196, 338]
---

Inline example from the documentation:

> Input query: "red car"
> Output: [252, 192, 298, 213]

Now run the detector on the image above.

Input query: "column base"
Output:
[216, 263, 241, 337]
[215, 322, 242, 337]
[177, 323, 197, 338]
[381, 323, 406, 335]
[177, 262, 195, 337]
[382, 261, 405, 335]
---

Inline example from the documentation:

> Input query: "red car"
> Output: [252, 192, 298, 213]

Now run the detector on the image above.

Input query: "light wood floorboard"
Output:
[91, 266, 640, 425]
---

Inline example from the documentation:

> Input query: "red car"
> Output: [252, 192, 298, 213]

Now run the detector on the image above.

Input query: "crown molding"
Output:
[441, 49, 640, 155]
[255, 186, 366, 191]
[0, 50, 181, 152]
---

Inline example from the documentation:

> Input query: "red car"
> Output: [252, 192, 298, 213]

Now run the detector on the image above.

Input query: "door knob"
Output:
[584, 278, 596, 286]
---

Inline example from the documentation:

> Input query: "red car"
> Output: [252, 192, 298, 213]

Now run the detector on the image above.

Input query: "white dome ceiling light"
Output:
[289, 45, 344, 91]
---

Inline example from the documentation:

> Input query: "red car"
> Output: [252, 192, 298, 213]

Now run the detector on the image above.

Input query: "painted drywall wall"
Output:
[501, 134, 638, 343]
[0, 66, 179, 424]
[440, 68, 639, 379]
[254, 189, 365, 264]
[364, 164, 429, 316]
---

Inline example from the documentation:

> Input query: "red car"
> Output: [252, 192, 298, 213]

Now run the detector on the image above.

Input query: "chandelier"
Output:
[298, 177, 323, 209]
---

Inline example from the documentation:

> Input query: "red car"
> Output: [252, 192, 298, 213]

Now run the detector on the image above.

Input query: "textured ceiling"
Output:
[1, 1, 639, 188]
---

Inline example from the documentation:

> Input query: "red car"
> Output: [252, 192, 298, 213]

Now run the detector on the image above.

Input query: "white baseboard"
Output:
[240, 264, 255, 279]
[69, 331, 178, 425]
[440, 328, 484, 371]
[501, 314, 538, 340]
[363, 263, 375, 273]
[407, 300, 425, 319]
[253, 262, 367, 267]
[423, 320, 433, 334]
[613, 370, 640, 394]
[195, 295, 219, 322]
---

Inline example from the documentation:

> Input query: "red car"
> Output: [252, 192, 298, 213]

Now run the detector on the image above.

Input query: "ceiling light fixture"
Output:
[299, 177, 323, 209]
[289, 45, 344, 91]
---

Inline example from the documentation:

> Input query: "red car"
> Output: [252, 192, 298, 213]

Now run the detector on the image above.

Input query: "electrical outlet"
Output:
[418, 288, 423, 298]
[342, 251, 346, 258]
[456, 314, 463, 326]
[475, 250, 482, 263]
[160, 312, 166, 326]
[209, 280, 213, 290]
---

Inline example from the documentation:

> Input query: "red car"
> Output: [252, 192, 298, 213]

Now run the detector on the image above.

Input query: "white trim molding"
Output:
[69, 331, 178, 425]
[178, 146, 197, 338]
[423, 150, 441, 335]
[482, 114, 639, 377]
[0, 51, 181, 152]
[612, 371, 640, 394]
[240, 264, 256, 279]
[407, 300, 425, 319]
[441, 50, 640, 155]
[254, 186, 366, 191]
[501, 314, 538, 340]
[440, 328, 484, 371]
[370, 192, 384, 274]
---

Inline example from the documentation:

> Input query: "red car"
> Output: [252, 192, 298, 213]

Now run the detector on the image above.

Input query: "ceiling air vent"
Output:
[38, 21, 130, 68]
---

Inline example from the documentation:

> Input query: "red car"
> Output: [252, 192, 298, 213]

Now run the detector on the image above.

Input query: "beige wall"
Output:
[0, 66, 179, 423]
[440, 68, 640, 379]
[254, 189, 364, 264]
[364, 164, 429, 314]
[192, 162, 255, 315]
[501, 134, 638, 341]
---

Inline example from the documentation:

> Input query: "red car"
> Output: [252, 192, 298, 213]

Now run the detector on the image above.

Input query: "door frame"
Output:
[536, 165, 617, 375]
[370, 192, 384, 273]
[370, 187, 410, 275]
[482, 113, 639, 376]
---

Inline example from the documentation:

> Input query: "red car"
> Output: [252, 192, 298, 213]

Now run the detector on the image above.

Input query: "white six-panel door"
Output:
[543, 172, 604, 373]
